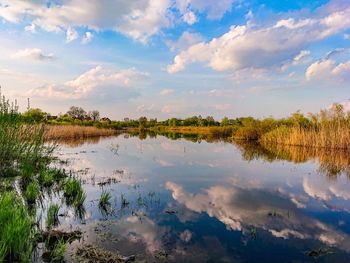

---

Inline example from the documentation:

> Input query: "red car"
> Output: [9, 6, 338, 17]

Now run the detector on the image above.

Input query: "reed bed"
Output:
[261, 124, 350, 149]
[44, 125, 116, 141]
[261, 105, 350, 150]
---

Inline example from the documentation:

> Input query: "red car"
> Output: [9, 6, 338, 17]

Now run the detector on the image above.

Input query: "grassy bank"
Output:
[0, 94, 84, 262]
[44, 125, 116, 141]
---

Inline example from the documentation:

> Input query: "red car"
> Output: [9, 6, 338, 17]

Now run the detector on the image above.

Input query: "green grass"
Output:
[0, 192, 34, 262]
[99, 191, 111, 207]
[51, 239, 67, 262]
[25, 181, 40, 203]
[64, 178, 85, 207]
[39, 169, 55, 187]
[47, 204, 60, 229]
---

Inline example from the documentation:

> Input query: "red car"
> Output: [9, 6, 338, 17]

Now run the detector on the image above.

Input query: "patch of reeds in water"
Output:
[44, 125, 116, 141]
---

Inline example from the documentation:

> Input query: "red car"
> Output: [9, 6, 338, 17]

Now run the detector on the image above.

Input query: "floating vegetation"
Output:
[154, 250, 168, 260]
[121, 193, 129, 208]
[165, 209, 177, 214]
[46, 239, 67, 263]
[306, 247, 333, 258]
[74, 244, 135, 263]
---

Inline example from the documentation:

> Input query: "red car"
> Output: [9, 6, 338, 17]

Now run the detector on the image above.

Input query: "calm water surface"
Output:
[47, 133, 350, 262]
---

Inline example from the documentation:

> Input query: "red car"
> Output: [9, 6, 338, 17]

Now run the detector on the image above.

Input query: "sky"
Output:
[0, 0, 349, 120]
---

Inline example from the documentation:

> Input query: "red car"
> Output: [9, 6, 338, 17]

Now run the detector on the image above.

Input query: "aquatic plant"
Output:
[64, 178, 85, 206]
[0, 192, 34, 262]
[99, 191, 112, 208]
[47, 204, 60, 229]
[25, 181, 40, 203]
[39, 169, 55, 187]
[51, 239, 67, 262]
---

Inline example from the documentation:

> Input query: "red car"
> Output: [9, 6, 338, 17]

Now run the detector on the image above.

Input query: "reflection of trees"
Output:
[235, 141, 350, 178]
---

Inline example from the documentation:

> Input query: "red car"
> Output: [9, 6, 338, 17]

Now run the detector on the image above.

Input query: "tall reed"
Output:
[261, 104, 350, 149]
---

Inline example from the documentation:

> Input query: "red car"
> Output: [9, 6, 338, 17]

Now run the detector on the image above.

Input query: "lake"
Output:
[41, 133, 350, 262]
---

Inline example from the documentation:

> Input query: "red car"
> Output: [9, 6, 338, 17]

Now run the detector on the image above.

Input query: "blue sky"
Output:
[0, 0, 349, 120]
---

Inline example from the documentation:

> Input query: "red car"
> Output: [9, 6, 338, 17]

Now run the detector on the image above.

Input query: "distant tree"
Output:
[67, 106, 86, 120]
[221, 116, 229, 126]
[22, 108, 47, 123]
[138, 116, 148, 129]
[89, 110, 100, 121]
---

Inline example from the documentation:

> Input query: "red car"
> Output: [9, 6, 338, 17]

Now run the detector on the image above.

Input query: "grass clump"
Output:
[0, 192, 34, 262]
[47, 204, 60, 229]
[99, 191, 111, 208]
[64, 178, 85, 207]
[25, 181, 40, 204]
[51, 239, 67, 262]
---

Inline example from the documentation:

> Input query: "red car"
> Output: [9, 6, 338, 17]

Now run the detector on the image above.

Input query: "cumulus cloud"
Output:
[183, 11, 197, 25]
[166, 31, 203, 51]
[82, 31, 93, 44]
[27, 66, 148, 100]
[66, 26, 79, 43]
[305, 58, 350, 82]
[0, 0, 171, 43]
[159, 88, 174, 96]
[0, 0, 237, 43]
[24, 23, 36, 33]
[176, 0, 234, 20]
[12, 48, 55, 61]
[167, 6, 350, 73]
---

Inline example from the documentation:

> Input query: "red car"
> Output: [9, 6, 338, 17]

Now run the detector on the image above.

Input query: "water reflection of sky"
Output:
[55, 135, 350, 262]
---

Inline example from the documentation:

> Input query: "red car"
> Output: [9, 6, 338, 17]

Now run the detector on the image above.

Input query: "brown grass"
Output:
[44, 125, 116, 141]
[260, 125, 350, 149]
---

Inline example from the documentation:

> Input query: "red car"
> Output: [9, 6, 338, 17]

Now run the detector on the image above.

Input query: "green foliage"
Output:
[0, 93, 53, 177]
[47, 204, 60, 229]
[25, 181, 40, 203]
[0, 192, 34, 262]
[64, 178, 85, 207]
[51, 239, 67, 262]
[99, 191, 111, 207]
[22, 108, 47, 123]
[39, 169, 55, 187]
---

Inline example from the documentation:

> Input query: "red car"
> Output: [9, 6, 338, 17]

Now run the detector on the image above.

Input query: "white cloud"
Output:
[136, 104, 155, 113]
[183, 11, 197, 25]
[305, 58, 350, 82]
[159, 88, 174, 96]
[82, 31, 93, 44]
[293, 50, 310, 62]
[167, 31, 203, 51]
[24, 23, 36, 33]
[12, 48, 55, 61]
[176, 0, 234, 20]
[27, 66, 148, 100]
[0, 0, 172, 43]
[66, 27, 79, 43]
[0, 0, 237, 43]
[168, 6, 350, 73]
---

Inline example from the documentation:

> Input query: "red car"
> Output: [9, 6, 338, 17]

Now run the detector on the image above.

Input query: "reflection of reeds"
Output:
[235, 140, 350, 178]
[44, 125, 116, 141]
